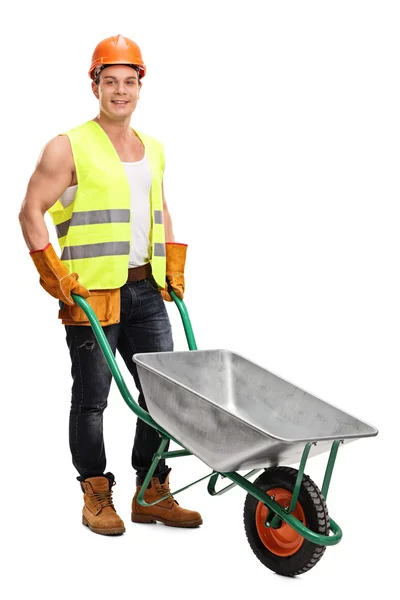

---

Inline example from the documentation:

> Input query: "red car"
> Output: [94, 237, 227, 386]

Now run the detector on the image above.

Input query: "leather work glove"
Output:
[30, 243, 90, 306]
[161, 242, 187, 302]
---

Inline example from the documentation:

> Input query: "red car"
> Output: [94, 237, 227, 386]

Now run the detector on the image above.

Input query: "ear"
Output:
[91, 80, 99, 99]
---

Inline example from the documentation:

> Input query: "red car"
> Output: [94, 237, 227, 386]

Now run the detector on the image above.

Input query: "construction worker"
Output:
[18, 34, 202, 535]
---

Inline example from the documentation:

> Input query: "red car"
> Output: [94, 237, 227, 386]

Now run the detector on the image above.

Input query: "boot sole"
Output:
[82, 515, 125, 535]
[131, 512, 203, 528]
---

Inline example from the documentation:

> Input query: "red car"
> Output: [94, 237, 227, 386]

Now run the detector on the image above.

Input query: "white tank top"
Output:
[59, 155, 153, 268]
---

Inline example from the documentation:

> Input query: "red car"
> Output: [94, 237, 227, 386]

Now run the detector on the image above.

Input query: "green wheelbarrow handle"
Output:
[167, 288, 198, 351]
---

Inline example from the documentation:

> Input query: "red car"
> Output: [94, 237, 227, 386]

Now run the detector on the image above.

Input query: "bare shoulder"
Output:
[36, 135, 74, 178]
[21, 135, 76, 213]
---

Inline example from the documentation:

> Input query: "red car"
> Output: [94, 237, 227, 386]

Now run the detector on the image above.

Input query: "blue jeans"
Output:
[65, 276, 173, 483]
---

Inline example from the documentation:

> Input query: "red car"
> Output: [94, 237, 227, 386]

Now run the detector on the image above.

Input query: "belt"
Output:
[127, 262, 152, 282]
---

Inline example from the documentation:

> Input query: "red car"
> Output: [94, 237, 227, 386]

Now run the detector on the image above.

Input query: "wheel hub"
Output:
[255, 487, 306, 557]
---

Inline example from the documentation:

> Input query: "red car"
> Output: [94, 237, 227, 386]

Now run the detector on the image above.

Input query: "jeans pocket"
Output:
[145, 276, 160, 292]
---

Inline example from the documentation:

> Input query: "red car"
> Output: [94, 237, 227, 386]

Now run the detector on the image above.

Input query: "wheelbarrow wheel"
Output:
[243, 466, 330, 577]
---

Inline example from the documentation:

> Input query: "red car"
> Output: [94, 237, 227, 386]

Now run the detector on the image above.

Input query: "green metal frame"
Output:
[72, 291, 343, 547]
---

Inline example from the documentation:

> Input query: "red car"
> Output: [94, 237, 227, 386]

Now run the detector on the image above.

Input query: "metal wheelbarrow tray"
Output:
[133, 349, 377, 473]
[72, 292, 378, 578]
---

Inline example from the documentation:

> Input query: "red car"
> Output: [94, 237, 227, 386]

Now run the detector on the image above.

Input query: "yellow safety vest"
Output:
[48, 120, 166, 290]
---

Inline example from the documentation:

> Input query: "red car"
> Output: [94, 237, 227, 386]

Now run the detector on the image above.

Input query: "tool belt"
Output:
[59, 263, 154, 327]
[59, 288, 121, 327]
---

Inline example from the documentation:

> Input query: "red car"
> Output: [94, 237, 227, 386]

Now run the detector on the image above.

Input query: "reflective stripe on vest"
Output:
[48, 121, 166, 290]
[56, 209, 131, 238]
[61, 242, 131, 261]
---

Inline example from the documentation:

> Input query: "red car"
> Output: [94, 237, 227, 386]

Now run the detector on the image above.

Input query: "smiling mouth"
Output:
[112, 100, 129, 104]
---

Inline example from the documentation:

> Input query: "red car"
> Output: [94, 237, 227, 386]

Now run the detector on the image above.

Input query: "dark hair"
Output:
[94, 64, 141, 85]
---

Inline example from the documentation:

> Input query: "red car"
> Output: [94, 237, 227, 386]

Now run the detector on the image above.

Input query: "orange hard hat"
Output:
[89, 34, 146, 80]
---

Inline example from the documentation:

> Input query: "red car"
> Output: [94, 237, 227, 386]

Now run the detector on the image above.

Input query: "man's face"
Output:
[92, 65, 142, 120]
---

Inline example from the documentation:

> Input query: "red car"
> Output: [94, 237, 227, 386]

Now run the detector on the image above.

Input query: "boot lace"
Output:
[156, 482, 178, 506]
[91, 487, 115, 510]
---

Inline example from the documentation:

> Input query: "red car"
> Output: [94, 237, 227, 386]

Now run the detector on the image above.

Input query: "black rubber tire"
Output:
[243, 466, 330, 577]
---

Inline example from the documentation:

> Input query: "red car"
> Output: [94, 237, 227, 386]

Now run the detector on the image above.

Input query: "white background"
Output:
[1, 0, 398, 597]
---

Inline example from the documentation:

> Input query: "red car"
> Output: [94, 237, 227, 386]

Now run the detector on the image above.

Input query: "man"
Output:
[18, 34, 202, 535]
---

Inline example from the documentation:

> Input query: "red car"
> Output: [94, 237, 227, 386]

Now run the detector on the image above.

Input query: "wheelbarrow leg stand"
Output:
[136, 435, 214, 507]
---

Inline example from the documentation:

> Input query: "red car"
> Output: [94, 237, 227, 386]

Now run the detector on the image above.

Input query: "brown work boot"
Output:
[81, 473, 125, 536]
[131, 473, 203, 528]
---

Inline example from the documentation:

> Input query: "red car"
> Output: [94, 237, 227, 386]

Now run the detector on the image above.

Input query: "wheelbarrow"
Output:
[72, 291, 378, 577]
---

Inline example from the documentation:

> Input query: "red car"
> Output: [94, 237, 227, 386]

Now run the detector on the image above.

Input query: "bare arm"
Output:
[19, 135, 75, 251]
[162, 180, 175, 243]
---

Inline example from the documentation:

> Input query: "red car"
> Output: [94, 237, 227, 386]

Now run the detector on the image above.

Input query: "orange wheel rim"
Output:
[255, 487, 306, 557]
